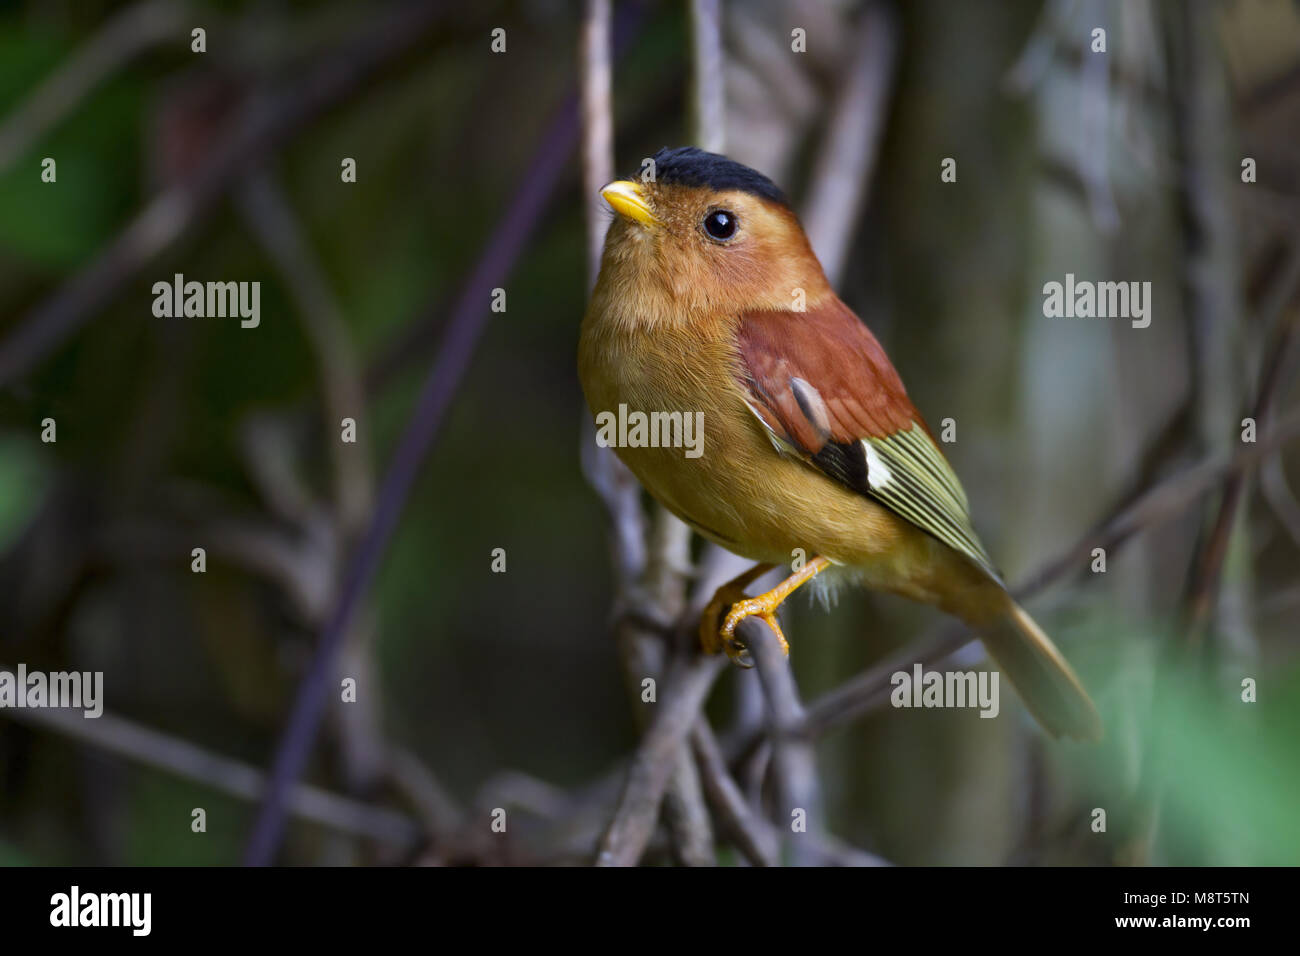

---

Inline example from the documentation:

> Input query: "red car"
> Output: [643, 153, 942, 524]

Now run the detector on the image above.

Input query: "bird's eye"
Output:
[703, 209, 738, 241]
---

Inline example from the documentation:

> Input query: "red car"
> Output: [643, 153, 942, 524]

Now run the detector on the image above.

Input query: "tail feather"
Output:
[976, 601, 1102, 742]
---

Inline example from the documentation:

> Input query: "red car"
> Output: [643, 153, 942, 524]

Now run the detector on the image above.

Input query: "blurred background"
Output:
[1, 0, 1298, 866]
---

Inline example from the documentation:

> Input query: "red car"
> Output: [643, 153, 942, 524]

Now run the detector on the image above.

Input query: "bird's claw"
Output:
[700, 588, 789, 668]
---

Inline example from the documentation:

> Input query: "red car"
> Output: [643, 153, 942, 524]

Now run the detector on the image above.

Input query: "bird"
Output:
[578, 146, 1101, 742]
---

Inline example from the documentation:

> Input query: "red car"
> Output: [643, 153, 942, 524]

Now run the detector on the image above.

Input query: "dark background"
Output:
[1, 0, 1298, 866]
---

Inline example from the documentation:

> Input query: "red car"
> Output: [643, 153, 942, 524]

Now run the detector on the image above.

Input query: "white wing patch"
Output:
[862, 440, 892, 490]
[863, 424, 998, 581]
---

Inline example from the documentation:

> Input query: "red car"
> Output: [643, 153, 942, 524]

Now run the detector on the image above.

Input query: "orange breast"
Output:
[578, 310, 934, 585]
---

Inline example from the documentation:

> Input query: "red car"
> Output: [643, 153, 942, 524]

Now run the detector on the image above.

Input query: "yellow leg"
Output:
[699, 557, 831, 666]
[699, 563, 773, 660]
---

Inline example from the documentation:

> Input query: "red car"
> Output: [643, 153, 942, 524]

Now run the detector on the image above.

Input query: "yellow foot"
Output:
[702, 582, 759, 665]
[699, 583, 787, 667]
[720, 596, 790, 667]
[698, 556, 830, 668]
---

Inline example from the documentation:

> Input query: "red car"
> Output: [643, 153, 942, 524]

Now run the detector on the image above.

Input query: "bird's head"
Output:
[594, 147, 832, 328]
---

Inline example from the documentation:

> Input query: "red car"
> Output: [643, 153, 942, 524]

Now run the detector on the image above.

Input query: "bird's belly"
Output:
[593, 385, 911, 571]
[579, 321, 935, 587]
[617, 435, 913, 568]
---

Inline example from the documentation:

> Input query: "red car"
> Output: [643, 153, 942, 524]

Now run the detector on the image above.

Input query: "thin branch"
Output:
[744, 616, 821, 866]
[724, 407, 1300, 757]
[594, 652, 726, 866]
[1015, 409, 1300, 601]
[1261, 453, 1300, 551]
[0, 1, 446, 387]
[801, 1, 897, 286]
[794, 622, 970, 747]
[1, 695, 421, 848]
[235, 170, 373, 535]
[578, 0, 713, 866]
[689, 0, 725, 153]
[235, 168, 398, 804]
[689, 721, 777, 866]
[1164, 0, 1249, 651]
[1185, 230, 1300, 638]
[579, 0, 647, 594]
[242, 89, 581, 867]
[580, 436, 648, 592]
[0, 0, 191, 172]
[581, 0, 615, 291]
[386, 744, 464, 835]
[244, 1, 651, 865]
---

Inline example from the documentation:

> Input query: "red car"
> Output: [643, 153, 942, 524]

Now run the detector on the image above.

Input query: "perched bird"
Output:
[579, 147, 1101, 741]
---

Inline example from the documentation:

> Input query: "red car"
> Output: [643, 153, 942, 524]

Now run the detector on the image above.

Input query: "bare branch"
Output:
[235, 170, 373, 535]
[0, 1, 445, 387]
[243, 87, 582, 867]
[1016, 409, 1300, 601]
[581, 0, 615, 291]
[690, 721, 777, 866]
[595, 653, 726, 866]
[2, 694, 420, 848]
[689, 0, 725, 153]
[0, 0, 191, 172]
[743, 616, 822, 866]
[1184, 229, 1300, 640]
[723, 407, 1300, 757]
[802, 1, 898, 285]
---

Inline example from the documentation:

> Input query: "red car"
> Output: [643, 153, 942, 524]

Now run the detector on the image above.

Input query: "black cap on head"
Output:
[648, 147, 789, 207]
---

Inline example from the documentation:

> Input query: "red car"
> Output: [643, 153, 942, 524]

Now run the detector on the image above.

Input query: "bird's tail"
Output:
[974, 598, 1102, 742]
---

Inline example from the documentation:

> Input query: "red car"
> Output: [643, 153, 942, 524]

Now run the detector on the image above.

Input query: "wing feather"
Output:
[736, 300, 999, 581]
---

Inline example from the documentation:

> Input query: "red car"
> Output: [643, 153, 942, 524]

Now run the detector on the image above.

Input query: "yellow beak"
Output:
[601, 180, 658, 226]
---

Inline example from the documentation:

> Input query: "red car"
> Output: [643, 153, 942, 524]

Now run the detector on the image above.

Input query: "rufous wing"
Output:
[734, 297, 999, 581]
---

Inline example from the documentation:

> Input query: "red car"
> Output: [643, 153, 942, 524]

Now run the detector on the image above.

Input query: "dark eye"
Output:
[703, 209, 737, 241]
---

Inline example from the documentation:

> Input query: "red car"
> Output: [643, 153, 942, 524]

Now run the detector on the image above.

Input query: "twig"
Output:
[0, 0, 191, 172]
[235, 170, 373, 535]
[793, 622, 969, 749]
[1015, 409, 1300, 601]
[1165, 0, 1249, 651]
[476, 770, 577, 822]
[235, 168, 398, 808]
[579, 0, 647, 594]
[580, 437, 648, 592]
[0, 1, 446, 387]
[1261, 453, 1300, 551]
[243, 0, 656, 864]
[581, 0, 615, 291]
[386, 744, 463, 835]
[743, 616, 822, 866]
[724, 407, 1300, 758]
[595, 652, 726, 866]
[242, 88, 581, 867]
[689, 0, 725, 153]
[689, 721, 777, 866]
[801, 1, 897, 285]
[1, 696, 420, 848]
[578, 0, 714, 866]
[1184, 230, 1300, 639]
